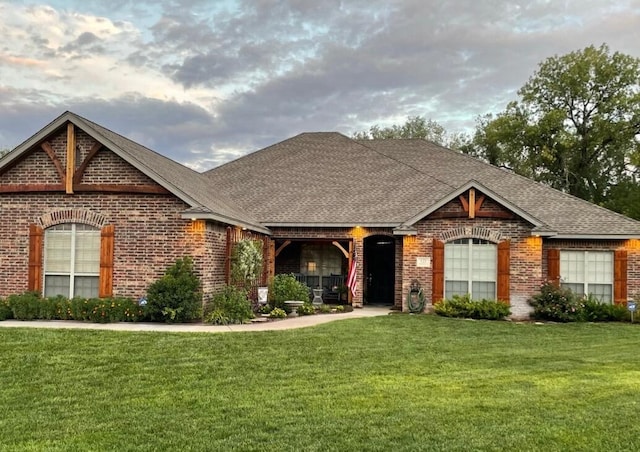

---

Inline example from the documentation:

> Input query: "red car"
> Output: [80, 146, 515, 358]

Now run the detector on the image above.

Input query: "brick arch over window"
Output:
[439, 226, 503, 244]
[431, 237, 510, 303]
[37, 209, 107, 229]
[27, 221, 114, 298]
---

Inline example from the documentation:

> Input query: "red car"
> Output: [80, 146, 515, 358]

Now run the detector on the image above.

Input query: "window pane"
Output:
[44, 275, 70, 298]
[74, 276, 99, 298]
[472, 281, 496, 300]
[445, 280, 468, 299]
[471, 243, 496, 281]
[560, 251, 585, 284]
[587, 252, 613, 284]
[445, 243, 468, 280]
[588, 284, 612, 304]
[75, 230, 100, 273]
[45, 231, 72, 273]
[561, 283, 585, 297]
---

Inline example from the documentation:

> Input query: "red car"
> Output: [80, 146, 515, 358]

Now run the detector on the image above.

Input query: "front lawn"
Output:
[0, 316, 638, 451]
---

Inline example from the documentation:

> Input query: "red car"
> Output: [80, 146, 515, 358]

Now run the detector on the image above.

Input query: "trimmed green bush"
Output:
[268, 274, 310, 312]
[0, 297, 13, 320]
[205, 285, 254, 325]
[2, 292, 144, 323]
[528, 283, 629, 322]
[528, 283, 582, 322]
[434, 294, 510, 320]
[296, 302, 316, 316]
[268, 307, 287, 319]
[580, 295, 629, 322]
[146, 256, 202, 323]
[7, 291, 41, 320]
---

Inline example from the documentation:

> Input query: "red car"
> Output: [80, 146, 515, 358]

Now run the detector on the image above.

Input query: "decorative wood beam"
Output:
[66, 123, 75, 194]
[427, 210, 516, 220]
[458, 194, 469, 212]
[40, 142, 66, 183]
[275, 240, 292, 257]
[475, 194, 485, 213]
[73, 183, 170, 194]
[331, 241, 349, 259]
[469, 188, 476, 219]
[73, 142, 102, 184]
[0, 183, 65, 193]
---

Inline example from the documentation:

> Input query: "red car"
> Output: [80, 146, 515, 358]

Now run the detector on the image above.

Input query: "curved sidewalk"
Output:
[0, 306, 392, 333]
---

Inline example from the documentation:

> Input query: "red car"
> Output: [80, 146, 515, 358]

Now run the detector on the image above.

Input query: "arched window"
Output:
[444, 238, 497, 300]
[44, 223, 100, 298]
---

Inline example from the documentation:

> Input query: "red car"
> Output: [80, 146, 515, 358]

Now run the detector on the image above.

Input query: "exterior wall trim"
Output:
[438, 226, 504, 243]
[37, 209, 107, 229]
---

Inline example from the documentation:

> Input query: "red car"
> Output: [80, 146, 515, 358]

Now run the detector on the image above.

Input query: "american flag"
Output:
[346, 250, 357, 297]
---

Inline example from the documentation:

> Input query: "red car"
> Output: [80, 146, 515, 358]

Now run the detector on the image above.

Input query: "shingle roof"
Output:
[206, 133, 640, 238]
[1, 111, 268, 233]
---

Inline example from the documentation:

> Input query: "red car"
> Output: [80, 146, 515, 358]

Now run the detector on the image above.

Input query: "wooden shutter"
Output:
[497, 240, 510, 303]
[432, 239, 444, 303]
[28, 224, 43, 293]
[614, 249, 628, 305]
[547, 248, 560, 286]
[99, 224, 115, 298]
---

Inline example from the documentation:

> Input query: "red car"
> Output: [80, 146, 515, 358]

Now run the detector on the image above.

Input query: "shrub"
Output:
[258, 304, 273, 314]
[205, 286, 254, 325]
[0, 297, 13, 320]
[319, 304, 332, 314]
[268, 307, 287, 319]
[528, 283, 583, 322]
[7, 291, 42, 320]
[146, 257, 202, 323]
[580, 295, 629, 322]
[434, 294, 510, 320]
[268, 274, 310, 311]
[230, 239, 263, 290]
[296, 302, 316, 316]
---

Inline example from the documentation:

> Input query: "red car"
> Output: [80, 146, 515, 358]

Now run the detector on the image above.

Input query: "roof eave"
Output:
[546, 234, 640, 240]
[182, 211, 271, 235]
[263, 222, 400, 228]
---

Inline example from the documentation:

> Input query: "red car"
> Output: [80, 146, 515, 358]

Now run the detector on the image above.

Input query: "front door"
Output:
[364, 235, 395, 305]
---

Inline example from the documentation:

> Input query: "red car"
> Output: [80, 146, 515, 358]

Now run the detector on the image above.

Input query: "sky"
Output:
[1, 0, 639, 170]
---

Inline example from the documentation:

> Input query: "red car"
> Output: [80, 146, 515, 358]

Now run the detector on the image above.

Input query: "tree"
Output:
[353, 116, 469, 149]
[0, 148, 10, 158]
[467, 44, 640, 208]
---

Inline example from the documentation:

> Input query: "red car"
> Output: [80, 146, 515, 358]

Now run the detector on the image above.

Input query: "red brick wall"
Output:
[0, 130, 228, 300]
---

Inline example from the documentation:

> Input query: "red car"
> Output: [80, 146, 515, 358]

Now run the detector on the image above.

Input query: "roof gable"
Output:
[1, 111, 268, 234]
[401, 180, 548, 231]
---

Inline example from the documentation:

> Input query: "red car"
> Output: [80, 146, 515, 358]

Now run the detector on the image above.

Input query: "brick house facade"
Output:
[2, 111, 639, 318]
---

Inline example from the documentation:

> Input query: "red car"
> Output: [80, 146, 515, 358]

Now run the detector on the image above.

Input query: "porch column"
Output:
[350, 237, 365, 307]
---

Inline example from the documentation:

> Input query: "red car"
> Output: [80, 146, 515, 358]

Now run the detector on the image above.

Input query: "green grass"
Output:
[1, 316, 638, 451]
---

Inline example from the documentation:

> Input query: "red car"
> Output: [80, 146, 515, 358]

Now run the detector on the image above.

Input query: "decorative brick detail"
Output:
[37, 209, 107, 229]
[439, 226, 503, 243]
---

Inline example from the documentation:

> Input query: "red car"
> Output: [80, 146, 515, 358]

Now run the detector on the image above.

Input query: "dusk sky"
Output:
[1, 0, 639, 170]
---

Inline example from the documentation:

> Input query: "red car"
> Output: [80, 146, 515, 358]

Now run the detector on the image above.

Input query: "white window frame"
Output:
[44, 223, 100, 298]
[560, 250, 613, 303]
[444, 238, 497, 300]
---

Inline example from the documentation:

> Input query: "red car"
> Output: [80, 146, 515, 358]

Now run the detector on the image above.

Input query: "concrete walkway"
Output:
[0, 306, 392, 333]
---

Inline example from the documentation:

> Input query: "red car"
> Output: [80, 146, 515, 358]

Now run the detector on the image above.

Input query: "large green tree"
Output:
[353, 116, 469, 149]
[467, 44, 640, 208]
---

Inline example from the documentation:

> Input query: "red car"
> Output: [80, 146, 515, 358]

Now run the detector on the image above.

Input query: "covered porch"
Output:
[273, 239, 352, 304]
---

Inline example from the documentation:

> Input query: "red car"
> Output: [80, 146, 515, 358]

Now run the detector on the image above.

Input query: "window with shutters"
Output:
[560, 251, 613, 303]
[44, 223, 100, 298]
[444, 238, 497, 300]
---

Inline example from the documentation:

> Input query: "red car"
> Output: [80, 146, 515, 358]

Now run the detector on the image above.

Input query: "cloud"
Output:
[1, 0, 639, 169]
